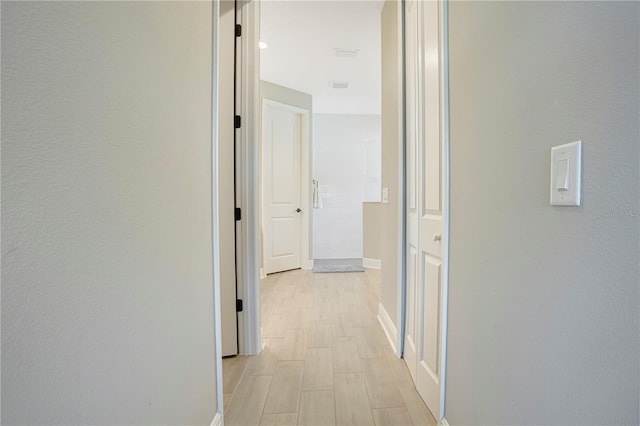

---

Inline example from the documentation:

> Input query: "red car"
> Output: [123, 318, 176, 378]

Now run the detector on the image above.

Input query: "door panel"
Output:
[421, 255, 441, 379]
[404, 0, 420, 384]
[416, 0, 444, 419]
[423, 20, 442, 214]
[403, 0, 447, 421]
[263, 103, 302, 274]
[405, 245, 418, 380]
[271, 117, 296, 202]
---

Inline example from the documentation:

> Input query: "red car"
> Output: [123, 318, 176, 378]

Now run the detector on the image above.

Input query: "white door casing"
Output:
[210, 0, 224, 416]
[235, 0, 262, 355]
[262, 100, 307, 274]
[404, 0, 449, 421]
[219, 0, 238, 357]
[235, 0, 448, 419]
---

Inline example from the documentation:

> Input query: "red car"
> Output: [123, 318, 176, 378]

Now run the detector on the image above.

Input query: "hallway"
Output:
[222, 269, 437, 426]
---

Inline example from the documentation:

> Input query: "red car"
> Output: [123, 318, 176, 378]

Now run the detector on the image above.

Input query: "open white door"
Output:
[262, 100, 304, 274]
[404, 0, 449, 421]
[404, 0, 420, 384]
[415, 0, 445, 417]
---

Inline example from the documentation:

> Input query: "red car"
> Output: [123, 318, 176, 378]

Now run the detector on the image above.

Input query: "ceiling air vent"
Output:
[333, 48, 359, 58]
[330, 81, 350, 89]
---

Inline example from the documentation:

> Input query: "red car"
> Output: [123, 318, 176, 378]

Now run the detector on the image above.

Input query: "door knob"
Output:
[296, 208, 302, 213]
[433, 234, 441, 242]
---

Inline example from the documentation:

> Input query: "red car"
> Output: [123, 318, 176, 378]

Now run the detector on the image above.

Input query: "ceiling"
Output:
[260, 1, 383, 115]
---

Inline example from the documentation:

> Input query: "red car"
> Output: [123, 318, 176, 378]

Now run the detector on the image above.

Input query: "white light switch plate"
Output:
[382, 187, 389, 204]
[550, 141, 581, 206]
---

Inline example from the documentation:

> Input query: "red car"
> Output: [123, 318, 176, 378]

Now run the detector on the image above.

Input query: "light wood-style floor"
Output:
[223, 268, 437, 426]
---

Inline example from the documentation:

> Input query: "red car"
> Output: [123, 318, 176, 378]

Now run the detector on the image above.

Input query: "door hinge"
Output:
[235, 24, 242, 37]
[235, 207, 242, 221]
[236, 299, 243, 312]
[235, 115, 241, 129]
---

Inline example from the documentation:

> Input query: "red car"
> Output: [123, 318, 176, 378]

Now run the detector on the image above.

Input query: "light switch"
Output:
[555, 158, 570, 191]
[382, 187, 389, 204]
[550, 141, 581, 206]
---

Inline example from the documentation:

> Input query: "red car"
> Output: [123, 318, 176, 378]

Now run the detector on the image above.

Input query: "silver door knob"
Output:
[296, 208, 302, 213]
[433, 234, 441, 242]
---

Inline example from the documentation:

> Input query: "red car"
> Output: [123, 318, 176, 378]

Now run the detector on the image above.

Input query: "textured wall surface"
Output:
[1, 2, 217, 424]
[446, 2, 639, 424]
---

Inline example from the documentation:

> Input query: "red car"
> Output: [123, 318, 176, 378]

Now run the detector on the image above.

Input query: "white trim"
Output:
[300, 102, 312, 277]
[261, 98, 311, 276]
[303, 259, 314, 270]
[377, 303, 398, 354]
[237, 0, 261, 355]
[210, 412, 223, 426]
[210, 0, 224, 415]
[438, 0, 451, 421]
[396, 0, 408, 359]
[363, 258, 382, 269]
[439, 418, 450, 426]
[260, 268, 266, 280]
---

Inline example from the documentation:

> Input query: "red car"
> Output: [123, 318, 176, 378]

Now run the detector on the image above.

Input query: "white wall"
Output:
[1, 2, 218, 424]
[312, 114, 381, 259]
[364, 138, 382, 202]
[446, 2, 639, 424]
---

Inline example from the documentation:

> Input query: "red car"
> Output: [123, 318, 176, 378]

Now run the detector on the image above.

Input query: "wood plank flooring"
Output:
[223, 268, 437, 426]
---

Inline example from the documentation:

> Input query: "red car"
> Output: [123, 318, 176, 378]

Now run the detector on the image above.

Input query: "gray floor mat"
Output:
[312, 258, 365, 273]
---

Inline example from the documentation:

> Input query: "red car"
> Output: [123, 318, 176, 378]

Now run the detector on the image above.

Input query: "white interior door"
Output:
[404, 0, 420, 384]
[415, 0, 445, 418]
[404, 0, 448, 420]
[262, 101, 303, 274]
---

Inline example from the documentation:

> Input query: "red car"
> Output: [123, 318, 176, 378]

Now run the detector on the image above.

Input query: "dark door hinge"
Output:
[235, 207, 242, 221]
[235, 24, 242, 37]
[236, 299, 243, 312]
[235, 115, 241, 129]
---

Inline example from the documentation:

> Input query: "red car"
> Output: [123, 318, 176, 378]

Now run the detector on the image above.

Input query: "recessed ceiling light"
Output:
[333, 48, 359, 58]
[259, 41, 269, 49]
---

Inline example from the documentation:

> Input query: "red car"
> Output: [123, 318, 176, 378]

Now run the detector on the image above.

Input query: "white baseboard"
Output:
[377, 303, 397, 354]
[303, 259, 314, 270]
[210, 412, 223, 426]
[440, 417, 450, 426]
[260, 268, 266, 279]
[363, 258, 381, 269]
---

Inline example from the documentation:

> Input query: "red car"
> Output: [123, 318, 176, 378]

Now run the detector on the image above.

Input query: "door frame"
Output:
[235, 0, 261, 355]
[261, 98, 312, 275]
[396, 0, 408, 360]
[234, 10, 450, 423]
[210, 0, 224, 418]
[438, 1, 451, 419]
